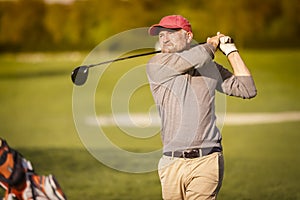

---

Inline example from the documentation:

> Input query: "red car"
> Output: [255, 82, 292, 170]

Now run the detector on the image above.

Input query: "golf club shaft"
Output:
[85, 42, 205, 68]
[87, 50, 161, 68]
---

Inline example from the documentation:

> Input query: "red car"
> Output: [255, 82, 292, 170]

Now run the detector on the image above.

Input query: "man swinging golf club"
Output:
[146, 15, 257, 199]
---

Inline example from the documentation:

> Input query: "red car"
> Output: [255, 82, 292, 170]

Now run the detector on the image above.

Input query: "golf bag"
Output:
[0, 138, 67, 200]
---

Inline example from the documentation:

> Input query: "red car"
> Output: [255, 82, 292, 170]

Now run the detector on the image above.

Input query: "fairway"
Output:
[0, 50, 300, 199]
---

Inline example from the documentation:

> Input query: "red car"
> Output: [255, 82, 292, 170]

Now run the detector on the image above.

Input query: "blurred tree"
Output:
[44, 3, 71, 44]
[0, 0, 50, 51]
[267, 0, 300, 45]
[0, 0, 299, 51]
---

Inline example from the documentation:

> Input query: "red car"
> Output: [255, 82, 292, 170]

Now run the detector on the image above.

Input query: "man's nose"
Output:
[162, 34, 170, 43]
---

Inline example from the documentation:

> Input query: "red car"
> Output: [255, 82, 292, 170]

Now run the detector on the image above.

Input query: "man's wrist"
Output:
[227, 48, 239, 56]
[227, 51, 239, 59]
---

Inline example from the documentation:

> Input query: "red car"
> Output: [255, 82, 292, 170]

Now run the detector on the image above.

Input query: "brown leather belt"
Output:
[163, 147, 222, 159]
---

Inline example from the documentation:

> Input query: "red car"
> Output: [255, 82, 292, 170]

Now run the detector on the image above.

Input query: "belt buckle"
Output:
[182, 149, 201, 158]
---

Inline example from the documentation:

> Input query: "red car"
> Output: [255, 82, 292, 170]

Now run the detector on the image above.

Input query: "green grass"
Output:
[17, 148, 161, 200]
[0, 52, 85, 148]
[214, 50, 300, 112]
[220, 122, 300, 200]
[0, 50, 300, 199]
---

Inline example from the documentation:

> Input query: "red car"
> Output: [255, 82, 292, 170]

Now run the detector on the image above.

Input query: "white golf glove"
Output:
[219, 36, 238, 56]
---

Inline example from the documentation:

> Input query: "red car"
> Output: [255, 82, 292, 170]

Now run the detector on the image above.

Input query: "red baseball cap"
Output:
[148, 15, 192, 36]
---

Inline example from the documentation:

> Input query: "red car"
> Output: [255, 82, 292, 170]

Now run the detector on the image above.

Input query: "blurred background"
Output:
[0, 0, 299, 52]
[0, 0, 299, 199]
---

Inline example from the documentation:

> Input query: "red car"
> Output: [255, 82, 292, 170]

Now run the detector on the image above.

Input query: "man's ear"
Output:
[187, 31, 193, 43]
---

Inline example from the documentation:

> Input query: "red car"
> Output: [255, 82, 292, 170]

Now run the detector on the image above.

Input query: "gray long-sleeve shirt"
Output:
[146, 44, 257, 152]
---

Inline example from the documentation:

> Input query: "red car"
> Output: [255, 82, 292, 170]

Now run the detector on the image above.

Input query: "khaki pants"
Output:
[158, 152, 224, 200]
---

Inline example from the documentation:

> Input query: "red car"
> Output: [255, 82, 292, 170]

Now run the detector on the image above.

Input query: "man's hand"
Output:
[209, 32, 251, 76]
[219, 34, 238, 56]
[206, 32, 225, 51]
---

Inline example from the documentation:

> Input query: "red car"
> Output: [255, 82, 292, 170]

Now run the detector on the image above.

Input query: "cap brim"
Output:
[148, 24, 182, 36]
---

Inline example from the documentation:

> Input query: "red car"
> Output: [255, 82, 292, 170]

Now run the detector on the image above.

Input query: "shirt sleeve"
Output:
[215, 62, 257, 99]
[147, 44, 213, 84]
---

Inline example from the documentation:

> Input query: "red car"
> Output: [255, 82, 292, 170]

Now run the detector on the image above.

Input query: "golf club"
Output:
[71, 42, 206, 86]
[71, 50, 160, 86]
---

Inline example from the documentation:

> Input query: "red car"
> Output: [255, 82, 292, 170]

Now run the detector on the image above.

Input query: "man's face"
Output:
[158, 28, 193, 53]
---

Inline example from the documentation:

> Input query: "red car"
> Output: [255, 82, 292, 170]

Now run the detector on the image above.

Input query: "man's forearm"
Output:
[227, 52, 251, 76]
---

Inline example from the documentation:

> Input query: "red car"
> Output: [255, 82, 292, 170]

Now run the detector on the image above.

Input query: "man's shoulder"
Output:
[147, 53, 173, 69]
[149, 53, 170, 62]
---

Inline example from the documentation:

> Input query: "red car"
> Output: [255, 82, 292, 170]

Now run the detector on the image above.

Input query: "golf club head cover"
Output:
[219, 36, 238, 56]
[30, 174, 67, 200]
[43, 174, 67, 200]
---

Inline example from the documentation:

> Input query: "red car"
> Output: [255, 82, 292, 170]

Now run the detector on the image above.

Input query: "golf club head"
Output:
[71, 66, 89, 86]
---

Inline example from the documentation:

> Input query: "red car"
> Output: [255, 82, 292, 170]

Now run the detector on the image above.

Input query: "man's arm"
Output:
[215, 33, 257, 98]
[227, 52, 251, 76]
[217, 34, 252, 76]
[147, 44, 214, 83]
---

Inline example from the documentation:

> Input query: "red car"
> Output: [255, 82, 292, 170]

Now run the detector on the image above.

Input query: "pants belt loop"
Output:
[171, 151, 174, 158]
[199, 148, 203, 157]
